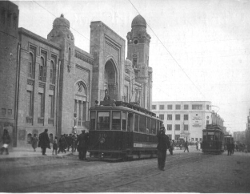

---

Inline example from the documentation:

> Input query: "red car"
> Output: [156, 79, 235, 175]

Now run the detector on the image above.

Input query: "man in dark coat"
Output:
[76, 130, 87, 160]
[38, 129, 50, 155]
[157, 127, 170, 171]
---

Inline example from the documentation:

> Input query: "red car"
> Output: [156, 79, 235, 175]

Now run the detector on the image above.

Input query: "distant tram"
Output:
[224, 135, 234, 151]
[87, 100, 163, 161]
[202, 124, 224, 154]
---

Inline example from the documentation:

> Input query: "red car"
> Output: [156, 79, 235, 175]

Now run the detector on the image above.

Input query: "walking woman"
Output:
[31, 134, 38, 152]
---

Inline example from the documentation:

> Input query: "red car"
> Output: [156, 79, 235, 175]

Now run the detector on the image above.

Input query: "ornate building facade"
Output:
[0, 1, 153, 147]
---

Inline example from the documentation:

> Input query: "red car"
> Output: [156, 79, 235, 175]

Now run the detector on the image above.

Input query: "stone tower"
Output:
[47, 14, 75, 134]
[126, 15, 152, 109]
[0, 1, 19, 146]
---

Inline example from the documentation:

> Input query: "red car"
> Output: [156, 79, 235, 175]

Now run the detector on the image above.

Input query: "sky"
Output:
[13, 0, 250, 133]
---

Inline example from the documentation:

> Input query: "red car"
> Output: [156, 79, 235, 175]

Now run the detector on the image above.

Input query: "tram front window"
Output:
[90, 111, 96, 130]
[208, 131, 215, 141]
[112, 111, 121, 130]
[97, 112, 110, 130]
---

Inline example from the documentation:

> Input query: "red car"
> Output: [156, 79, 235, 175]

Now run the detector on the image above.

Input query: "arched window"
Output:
[39, 56, 46, 82]
[74, 81, 87, 127]
[28, 53, 34, 78]
[50, 60, 55, 84]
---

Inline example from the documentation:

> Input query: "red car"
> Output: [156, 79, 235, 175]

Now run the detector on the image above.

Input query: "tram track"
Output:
[14, 153, 214, 192]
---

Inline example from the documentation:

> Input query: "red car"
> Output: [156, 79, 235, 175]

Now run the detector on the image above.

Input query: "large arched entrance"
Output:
[104, 59, 118, 100]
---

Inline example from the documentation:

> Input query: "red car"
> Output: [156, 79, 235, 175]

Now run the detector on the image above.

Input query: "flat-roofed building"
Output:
[152, 101, 224, 142]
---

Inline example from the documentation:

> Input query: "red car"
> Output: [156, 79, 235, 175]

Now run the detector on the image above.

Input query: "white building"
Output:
[152, 101, 224, 142]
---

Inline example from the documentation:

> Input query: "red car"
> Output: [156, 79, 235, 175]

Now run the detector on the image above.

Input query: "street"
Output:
[0, 149, 250, 192]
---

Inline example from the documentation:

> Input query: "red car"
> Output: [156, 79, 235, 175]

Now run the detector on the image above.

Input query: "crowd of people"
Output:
[28, 129, 89, 160]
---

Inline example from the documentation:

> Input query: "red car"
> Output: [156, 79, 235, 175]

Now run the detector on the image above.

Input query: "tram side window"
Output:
[146, 117, 150, 134]
[122, 111, 127, 131]
[139, 115, 146, 133]
[134, 114, 139, 132]
[151, 119, 156, 134]
[156, 121, 159, 133]
[97, 112, 110, 130]
[127, 113, 133, 132]
[90, 111, 96, 130]
[112, 111, 121, 130]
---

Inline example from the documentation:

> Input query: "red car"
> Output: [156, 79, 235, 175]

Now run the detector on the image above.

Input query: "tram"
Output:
[224, 135, 234, 151]
[202, 124, 224, 154]
[87, 100, 163, 161]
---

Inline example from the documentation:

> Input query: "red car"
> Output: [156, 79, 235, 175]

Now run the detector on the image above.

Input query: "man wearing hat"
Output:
[38, 129, 50, 155]
[76, 130, 88, 160]
[157, 126, 170, 171]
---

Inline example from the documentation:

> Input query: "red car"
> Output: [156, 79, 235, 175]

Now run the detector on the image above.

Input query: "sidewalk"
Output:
[0, 147, 75, 161]
[0, 145, 199, 161]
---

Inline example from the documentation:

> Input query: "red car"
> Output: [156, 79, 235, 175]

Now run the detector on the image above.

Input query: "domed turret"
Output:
[47, 14, 74, 45]
[131, 15, 146, 28]
[53, 14, 70, 29]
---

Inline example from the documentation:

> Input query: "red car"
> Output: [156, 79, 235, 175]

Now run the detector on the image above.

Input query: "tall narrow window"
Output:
[48, 95, 54, 118]
[68, 48, 71, 72]
[27, 91, 33, 116]
[78, 101, 82, 126]
[38, 93, 44, 117]
[74, 100, 77, 115]
[28, 53, 34, 78]
[40, 52, 47, 82]
[39, 57, 46, 81]
[50, 60, 55, 84]
[82, 102, 86, 122]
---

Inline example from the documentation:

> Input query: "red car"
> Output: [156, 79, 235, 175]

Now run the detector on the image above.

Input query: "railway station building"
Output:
[151, 101, 225, 142]
[0, 1, 153, 147]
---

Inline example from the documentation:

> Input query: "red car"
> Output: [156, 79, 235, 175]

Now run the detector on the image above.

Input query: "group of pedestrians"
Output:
[28, 129, 89, 159]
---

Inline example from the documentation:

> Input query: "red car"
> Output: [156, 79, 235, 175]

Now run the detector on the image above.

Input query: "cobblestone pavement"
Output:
[0, 149, 250, 193]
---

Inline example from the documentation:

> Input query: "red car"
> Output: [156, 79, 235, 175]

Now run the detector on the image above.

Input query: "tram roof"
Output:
[204, 124, 224, 131]
[90, 100, 157, 117]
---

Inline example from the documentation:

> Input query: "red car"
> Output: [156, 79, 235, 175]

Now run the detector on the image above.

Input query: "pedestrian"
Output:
[67, 134, 73, 151]
[198, 141, 201, 151]
[31, 134, 38, 152]
[71, 133, 77, 153]
[157, 127, 170, 171]
[38, 129, 51, 155]
[227, 142, 232, 156]
[183, 140, 189, 152]
[58, 135, 67, 154]
[0, 129, 11, 155]
[52, 136, 58, 155]
[169, 140, 174, 155]
[76, 130, 87, 160]
[196, 141, 198, 150]
[232, 142, 235, 154]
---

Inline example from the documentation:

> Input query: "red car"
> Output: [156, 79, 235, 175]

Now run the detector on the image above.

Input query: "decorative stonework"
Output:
[75, 51, 94, 65]
[104, 36, 121, 64]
